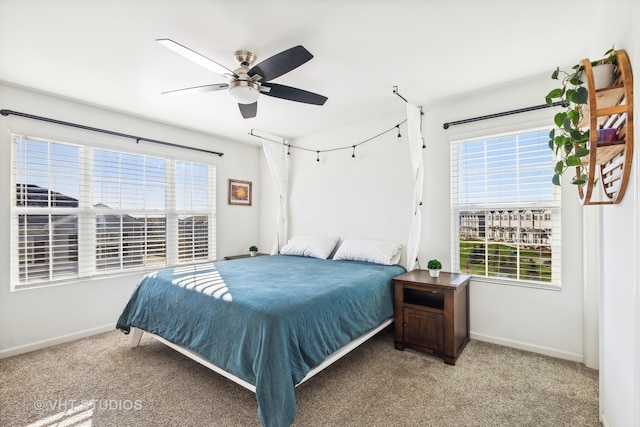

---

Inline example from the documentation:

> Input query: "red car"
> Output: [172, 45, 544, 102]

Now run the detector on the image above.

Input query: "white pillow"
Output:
[333, 238, 403, 265]
[280, 235, 340, 259]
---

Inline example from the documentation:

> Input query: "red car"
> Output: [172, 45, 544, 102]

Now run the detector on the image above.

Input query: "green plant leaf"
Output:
[569, 128, 586, 140]
[572, 86, 588, 104]
[554, 134, 566, 147]
[575, 147, 589, 157]
[566, 155, 582, 167]
[568, 108, 581, 125]
[569, 72, 584, 86]
[554, 112, 567, 128]
[563, 117, 575, 133]
[554, 160, 564, 174]
[566, 88, 575, 102]
[564, 140, 573, 154]
[603, 46, 617, 64]
[575, 129, 589, 143]
[571, 177, 586, 185]
[546, 88, 563, 100]
[552, 173, 561, 186]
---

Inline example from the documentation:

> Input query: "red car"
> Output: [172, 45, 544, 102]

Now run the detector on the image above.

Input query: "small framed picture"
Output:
[228, 179, 252, 206]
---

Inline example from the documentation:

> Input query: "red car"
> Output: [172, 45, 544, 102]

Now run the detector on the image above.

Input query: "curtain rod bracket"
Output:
[393, 86, 424, 115]
[393, 86, 408, 103]
[249, 129, 287, 144]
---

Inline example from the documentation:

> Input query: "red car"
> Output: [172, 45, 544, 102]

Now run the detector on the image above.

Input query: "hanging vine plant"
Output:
[545, 64, 590, 186]
[545, 47, 617, 186]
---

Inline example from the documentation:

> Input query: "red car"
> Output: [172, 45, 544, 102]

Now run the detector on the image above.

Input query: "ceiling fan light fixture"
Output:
[157, 40, 327, 117]
[229, 80, 260, 104]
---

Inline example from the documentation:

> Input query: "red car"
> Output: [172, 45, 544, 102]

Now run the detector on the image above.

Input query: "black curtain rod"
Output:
[442, 101, 566, 129]
[0, 109, 224, 157]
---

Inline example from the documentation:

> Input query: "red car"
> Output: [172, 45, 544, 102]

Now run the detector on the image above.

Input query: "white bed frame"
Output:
[129, 317, 393, 392]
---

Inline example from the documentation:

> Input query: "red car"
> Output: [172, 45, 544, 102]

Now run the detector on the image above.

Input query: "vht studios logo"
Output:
[34, 399, 143, 411]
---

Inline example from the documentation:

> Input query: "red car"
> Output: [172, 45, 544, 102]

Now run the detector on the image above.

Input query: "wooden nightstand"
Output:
[393, 270, 470, 365]
[224, 253, 268, 260]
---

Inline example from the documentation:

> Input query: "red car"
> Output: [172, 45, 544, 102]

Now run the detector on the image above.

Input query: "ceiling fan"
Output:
[156, 38, 328, 119]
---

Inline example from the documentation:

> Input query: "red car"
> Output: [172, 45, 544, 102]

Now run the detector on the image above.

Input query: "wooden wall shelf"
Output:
[577, 49, 634, 205]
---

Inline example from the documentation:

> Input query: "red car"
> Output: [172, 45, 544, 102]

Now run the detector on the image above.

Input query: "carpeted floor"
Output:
[0, 328, 599, 427]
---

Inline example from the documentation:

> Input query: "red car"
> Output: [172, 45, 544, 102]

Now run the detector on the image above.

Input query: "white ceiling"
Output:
[0, 0, 611, 146]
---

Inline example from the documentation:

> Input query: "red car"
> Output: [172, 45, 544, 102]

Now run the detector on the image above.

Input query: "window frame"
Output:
[450, 125, 561, 290]
[10, 133, 217, 291]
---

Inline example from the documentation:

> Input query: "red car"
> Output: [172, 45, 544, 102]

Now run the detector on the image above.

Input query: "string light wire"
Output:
[251, 86, 425, 160]
[250, 119, 407, 161]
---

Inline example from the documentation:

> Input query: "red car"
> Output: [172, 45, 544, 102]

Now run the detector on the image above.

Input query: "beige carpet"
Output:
[0, 328, 599, 426]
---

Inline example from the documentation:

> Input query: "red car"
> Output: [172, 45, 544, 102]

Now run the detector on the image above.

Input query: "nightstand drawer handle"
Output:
[431, 291, 438, 294]
[403, 323, 407, 327]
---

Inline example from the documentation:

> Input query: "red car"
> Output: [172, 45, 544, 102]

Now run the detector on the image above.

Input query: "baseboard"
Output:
[0, 324, 115, 359]
[470, 331, 584, 363]
[1, 327, 586, 364]
[600, 412, 609, 427]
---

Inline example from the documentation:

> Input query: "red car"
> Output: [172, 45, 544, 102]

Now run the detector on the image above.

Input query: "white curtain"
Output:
[405, 103, 424, 271]
[262, 140, 289, 255]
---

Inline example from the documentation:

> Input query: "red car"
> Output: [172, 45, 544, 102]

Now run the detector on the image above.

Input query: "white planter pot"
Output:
[429, 269, 440, 278]
[582, 63, 616, 90]
[250, 251, 257, 257]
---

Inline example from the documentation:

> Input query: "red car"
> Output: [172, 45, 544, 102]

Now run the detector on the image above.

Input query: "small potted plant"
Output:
[249, 245, 258, 256]
[588, 46, 617, 89]
[427, 259, 442, 278]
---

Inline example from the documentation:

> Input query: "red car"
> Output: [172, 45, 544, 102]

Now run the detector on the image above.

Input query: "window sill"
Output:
[468, 275, 561, 291]
[11, 268, 155, 292]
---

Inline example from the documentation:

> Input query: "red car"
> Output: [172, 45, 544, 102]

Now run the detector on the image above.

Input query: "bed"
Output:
[116, 249, 406, 427]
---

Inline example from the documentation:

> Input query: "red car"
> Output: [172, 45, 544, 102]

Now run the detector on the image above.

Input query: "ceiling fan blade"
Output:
[156, 38, 237, 78]
[261, 83, 327, 105]
[249, 45, 313, 82]
[161, 83, 229, 96]
[238, 102, 257, 119]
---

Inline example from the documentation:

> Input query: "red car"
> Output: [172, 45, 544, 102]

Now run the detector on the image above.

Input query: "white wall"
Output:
[281, 113, 412, 254]
[0, 83, 262, 357]
[597, 1, 639, 425]
[260, 74, 588, 362]
[259, 111, 413, 262]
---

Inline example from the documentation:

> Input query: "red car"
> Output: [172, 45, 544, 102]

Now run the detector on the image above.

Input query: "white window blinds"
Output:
[11, 134, 216, 290]
[450, 128, 561, 287]
[176, 161, 211, 263]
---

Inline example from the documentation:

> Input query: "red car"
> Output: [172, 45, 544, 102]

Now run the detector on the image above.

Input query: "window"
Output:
[11, 134, 216, 289]
[450, 128, 561, 287]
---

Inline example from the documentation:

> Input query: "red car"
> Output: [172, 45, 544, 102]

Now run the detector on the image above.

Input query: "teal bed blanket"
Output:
[116, 254, 405, 427]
